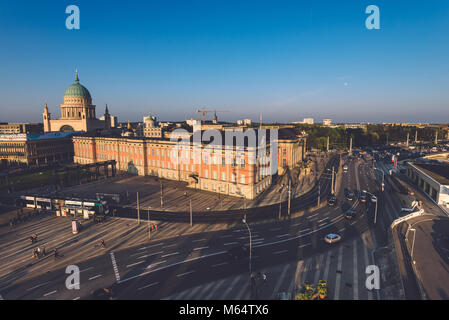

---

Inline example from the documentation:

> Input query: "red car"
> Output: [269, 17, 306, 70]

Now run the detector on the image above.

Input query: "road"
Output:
[0, 154, 405, 300]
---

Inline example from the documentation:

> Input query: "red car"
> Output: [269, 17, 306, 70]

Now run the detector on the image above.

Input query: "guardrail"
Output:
[391, 209, 424, 229]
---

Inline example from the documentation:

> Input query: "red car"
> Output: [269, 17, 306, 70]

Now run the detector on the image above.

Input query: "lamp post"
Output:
[409, 228, 416, 263]
[242, 217, 252, 277]
[160, 180, 164, 207]
[147, 207, 151, 240]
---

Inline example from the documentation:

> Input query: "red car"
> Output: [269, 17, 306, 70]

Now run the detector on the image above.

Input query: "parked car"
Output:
[345, 191, 355, 201]
[324, 233, 341, 244]
[327, 195, 338, 207]
[344, 209, 356, 220]
[371, 195, 377, 203]
[360, 190, 367, 203]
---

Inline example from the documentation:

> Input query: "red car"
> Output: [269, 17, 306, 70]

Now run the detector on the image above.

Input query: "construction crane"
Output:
[195, 108, 228, 123]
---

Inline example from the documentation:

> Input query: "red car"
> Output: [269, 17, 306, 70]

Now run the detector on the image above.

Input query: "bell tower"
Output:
[43, 102, 51, 132]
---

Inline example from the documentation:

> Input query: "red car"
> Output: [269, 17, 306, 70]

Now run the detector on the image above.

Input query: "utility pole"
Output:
[349, 137, 352, 155]
[331, 166, 335, 195]
[147, 208, 151, 239]
[288, 179, 291, 217]
[279, 190, 282, 220]
[189, 198, 193, 227]
[160, 180, 163, 207]
[137, 192, 140, 225]
[434, 130, 438, 145]
[326, 136, 329, 153]
[415, 130, 418, 143]
[317, 183, 321, 206]
[374, 199, 378, 225]
[406, 132, 409, 148]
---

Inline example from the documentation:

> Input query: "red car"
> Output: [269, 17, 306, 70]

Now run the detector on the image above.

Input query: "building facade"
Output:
[406, 155, 449, 209]
[0, 132, 78, 166]
[0, 123, 43, 135]
[43, 71, 116, 133]
[73, 131, 274, 199]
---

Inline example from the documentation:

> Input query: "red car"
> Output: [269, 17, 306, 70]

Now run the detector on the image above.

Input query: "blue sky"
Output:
[0, 0, 448, 123]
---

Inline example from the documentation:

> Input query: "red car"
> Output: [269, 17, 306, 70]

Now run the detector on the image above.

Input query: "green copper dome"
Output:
[64, 71, 92, 99]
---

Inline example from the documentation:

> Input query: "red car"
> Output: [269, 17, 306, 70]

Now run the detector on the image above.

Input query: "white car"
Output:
[371, 195, 377, 203]
[324, 233, 341, 244]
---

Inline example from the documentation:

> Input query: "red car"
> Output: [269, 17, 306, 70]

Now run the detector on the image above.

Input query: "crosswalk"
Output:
[163, 237, 378, 300]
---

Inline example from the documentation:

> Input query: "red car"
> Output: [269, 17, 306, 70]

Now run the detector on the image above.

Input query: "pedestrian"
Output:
[155, 224, 158, 231]
[42, 246, 46, 256]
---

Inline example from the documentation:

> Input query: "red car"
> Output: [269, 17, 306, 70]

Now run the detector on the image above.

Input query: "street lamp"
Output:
[147, 207, 152, 240]
[242, 217, 252, 277]
[409, 228, 416, 263]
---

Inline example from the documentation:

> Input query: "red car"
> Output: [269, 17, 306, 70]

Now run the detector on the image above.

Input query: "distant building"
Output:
[344, 123, 368, 131]
[303, 118, 314, 125]
[0, 132, 79, 166]
[406, 154, 449, 209]
[0, 123, 43, 134]
[72, 126, 307, 199]
[322, 119, 332, 126]
[43, 71, 117, 133]
[143, 111, 163, 138]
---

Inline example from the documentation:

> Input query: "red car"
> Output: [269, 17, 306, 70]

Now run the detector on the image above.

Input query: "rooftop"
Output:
[411, 161, 449, 185]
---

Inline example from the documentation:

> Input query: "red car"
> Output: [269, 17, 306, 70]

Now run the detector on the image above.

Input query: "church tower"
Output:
[43, 103, 51, 132]
[104, 104, 111, 130]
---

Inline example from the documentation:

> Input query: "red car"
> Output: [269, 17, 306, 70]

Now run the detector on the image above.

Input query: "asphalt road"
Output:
[1, 154, 400, 300]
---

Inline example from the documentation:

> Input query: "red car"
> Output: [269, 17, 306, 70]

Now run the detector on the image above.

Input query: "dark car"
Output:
[328, 195, 337, 207]
[345, 191, 355, 201]
[360, 190, 367, 203]
[345, 209, 356, 220]
[227, 245, 248, 261]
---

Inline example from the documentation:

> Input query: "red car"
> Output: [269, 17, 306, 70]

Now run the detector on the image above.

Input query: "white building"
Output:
[323, 119, 332, 126]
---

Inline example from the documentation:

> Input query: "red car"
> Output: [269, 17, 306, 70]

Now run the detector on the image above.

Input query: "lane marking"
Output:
[136, 251, 163, 259]
[144, 260, 167, 270]
[273, 264, 291, 295]
[177, 270, 195, 277]
[137, 243, 164, 250]
[43, 290, 57, 297]
[219, 275, 243, 300]
[192, 239, 207, 242]
[80, 267, 94, 273]
[126, 261, 146, 268]
[137, 282, 159, 291]
[119, 251, 227, 284]
[193, 246, 209, 251]
[333, 246, 344, 300]
[353, 239, 359, 300]
[276, 234, 290, 238]
[161, 252, 179, 258]
[274, 249, 288, 255]
[298, 243, 310, 248]
[72, 297, 80, 300]
[224, 242, 239, 246]
[26, 281, 52, 291]
[88, 274, 102, 281]
[212, 262, 229, 268]
[110, 252, 121, 282]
